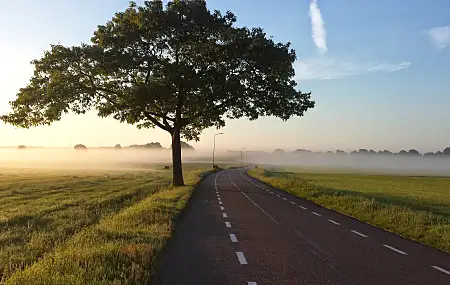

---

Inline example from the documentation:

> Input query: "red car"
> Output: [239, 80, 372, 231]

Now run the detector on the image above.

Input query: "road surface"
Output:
[155, 168, 450, 285]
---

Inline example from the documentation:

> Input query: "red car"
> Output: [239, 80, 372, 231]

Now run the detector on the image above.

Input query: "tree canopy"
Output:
[0, 0, 314, 185]
[74, 144, 87, 150]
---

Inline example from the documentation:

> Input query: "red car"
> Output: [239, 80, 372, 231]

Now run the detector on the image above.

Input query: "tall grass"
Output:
[0, 168, 206, 284]
[249, 168, 450, 253]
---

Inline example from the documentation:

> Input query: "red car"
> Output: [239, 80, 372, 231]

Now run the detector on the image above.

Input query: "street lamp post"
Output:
[213, 133, 224, 169]
[241, 147, 247, 165]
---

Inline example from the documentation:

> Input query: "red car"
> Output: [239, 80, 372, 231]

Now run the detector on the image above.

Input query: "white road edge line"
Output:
[299, 206, 307, 210]
[240, 190, 283, 228]
[236, 252, 248, 265]
[247, 282, 257, 285]
[225, 221, 231, 228]
[229, 233, 238, 243]
[312, 212, 322, 216]
[220, 206, 225, 210]
[222, 213, 228, 218]
[383, 244, 407, 255]
[431, 266, 450, 276]
[351, 230, 368, 238]
[240, 172, 264, 187]
[328, 219, 341, 225]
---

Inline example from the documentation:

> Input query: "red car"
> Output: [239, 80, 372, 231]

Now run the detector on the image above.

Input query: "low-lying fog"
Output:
[1, 148, 450, 176]
[249, 152, 450, 176]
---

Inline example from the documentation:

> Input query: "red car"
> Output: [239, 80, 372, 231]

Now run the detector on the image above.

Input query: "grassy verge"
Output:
[248, 168, 450, 253]
[1, 168, 207, 284]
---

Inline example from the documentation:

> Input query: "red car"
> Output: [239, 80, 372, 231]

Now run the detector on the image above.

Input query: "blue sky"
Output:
[1, 0, 450, 152]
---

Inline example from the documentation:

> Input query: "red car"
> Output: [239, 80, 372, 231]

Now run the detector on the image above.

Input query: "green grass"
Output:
[248, 168, 450, 253]
[0, 166, 207, 284]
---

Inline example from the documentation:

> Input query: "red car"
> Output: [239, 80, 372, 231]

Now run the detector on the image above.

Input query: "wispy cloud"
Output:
[294, 57, 411, 80]
[309, 0, 327, 54]
[426, 26, 450, 49]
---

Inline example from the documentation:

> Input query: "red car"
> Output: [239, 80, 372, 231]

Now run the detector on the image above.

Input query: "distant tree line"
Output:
[128, 142, 164, 149]
[273, 147, 450, 157]
[74, 144, 87, 151]
[72, 142, 195, 151]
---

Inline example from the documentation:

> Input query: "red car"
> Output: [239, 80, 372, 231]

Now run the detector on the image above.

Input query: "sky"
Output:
[1, 0, 450, 153]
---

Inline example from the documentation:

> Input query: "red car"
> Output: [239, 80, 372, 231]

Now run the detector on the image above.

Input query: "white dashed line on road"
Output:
[290, 201, 296, 205]
[219, 201, 223, 205]
[282, 197, 287, 201]
[222, 213, 228, 218]
[229, 233, 238, 243]
[328, 220, 341, 225]
[214, 172, 220, 192]
[225, 221, 231, 228]
[248, 282, 257, 285]
[351, 230, 368, 238]
[276, 195, 280, 198]
[312, 212, 322, 216]
[431, 266, 450, 276]
[383, 244, 407, 255]
[220, 206, 225, 210]
[299, 206, 307, 210]
[236, 252, 248, 265]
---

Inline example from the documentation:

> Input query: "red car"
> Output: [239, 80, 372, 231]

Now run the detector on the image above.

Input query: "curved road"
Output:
[155, 168, 450, 285]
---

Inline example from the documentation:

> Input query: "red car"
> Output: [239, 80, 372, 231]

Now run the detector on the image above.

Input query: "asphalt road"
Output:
[155, 168, 450, 285]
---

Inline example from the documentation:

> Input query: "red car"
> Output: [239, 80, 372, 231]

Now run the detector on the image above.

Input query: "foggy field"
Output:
[0, 167, 207, 284]
[249, 168, 450, 253]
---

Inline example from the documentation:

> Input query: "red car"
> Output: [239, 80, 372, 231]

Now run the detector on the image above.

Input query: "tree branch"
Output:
[78, 69, 123, 97]
[163, 117, 171, 128]
[146, 111, 175, 122]
[143, 111, 172, 132]
[79, 66, 175, 130]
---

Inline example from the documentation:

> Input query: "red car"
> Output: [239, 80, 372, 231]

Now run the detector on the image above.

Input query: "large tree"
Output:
[0, 0, 314, 186]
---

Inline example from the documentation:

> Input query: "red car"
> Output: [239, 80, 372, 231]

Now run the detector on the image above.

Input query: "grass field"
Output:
[248, 168, 450, 253]
[0, 165, 208, 284]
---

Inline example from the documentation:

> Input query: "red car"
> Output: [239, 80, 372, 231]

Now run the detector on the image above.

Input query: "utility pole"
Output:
[241, 147, 247, 165]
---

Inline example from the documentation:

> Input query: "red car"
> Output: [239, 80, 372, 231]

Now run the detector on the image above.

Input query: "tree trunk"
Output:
[171, 127, 185, 186]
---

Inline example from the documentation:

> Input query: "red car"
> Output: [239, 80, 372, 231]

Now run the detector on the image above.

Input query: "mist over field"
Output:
[247, 152, 450, 176]
[1, 147, 450, 176]
[0, 147, 239, 170]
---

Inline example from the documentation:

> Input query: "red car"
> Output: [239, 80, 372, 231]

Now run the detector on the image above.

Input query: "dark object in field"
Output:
[213, 165, 219, 170]
[165, 166, 171, 170]
[255, 165, 259, 169]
